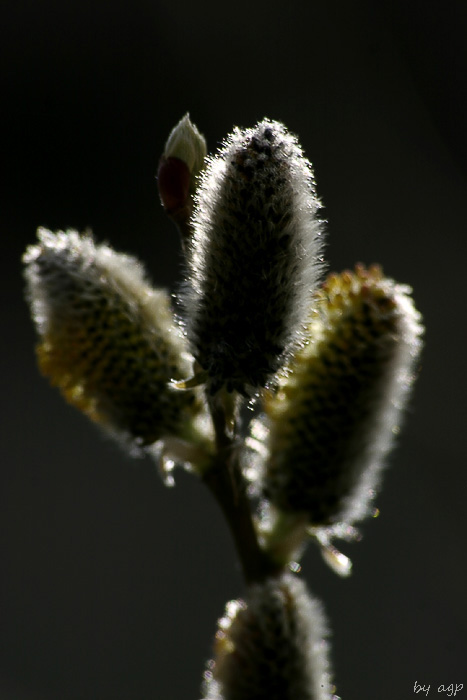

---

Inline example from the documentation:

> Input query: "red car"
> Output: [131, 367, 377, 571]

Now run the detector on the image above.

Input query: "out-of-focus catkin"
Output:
[202, 574, 334, 700]
[184, 118, 324, 395]
[259, 265, 423, 529]
[23, 228, 205, 450]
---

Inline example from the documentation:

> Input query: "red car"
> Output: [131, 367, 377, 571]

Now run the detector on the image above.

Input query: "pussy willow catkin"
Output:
[24, 228, 204, 449]
[202, 574, 333, 700]
[261, 265, 423, 527]
[184, 119, 324, 394]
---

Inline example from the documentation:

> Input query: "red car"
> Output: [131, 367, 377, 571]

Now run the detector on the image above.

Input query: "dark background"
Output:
[1, 1, 466, 698]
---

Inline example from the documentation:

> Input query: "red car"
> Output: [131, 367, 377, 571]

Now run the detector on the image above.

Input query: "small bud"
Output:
[23, 228, 207, 452]
[202, 574, 335, 700]
[184, 118, 324, 395]
[158, 113, 207, 213]
[259, 265, 423, 532]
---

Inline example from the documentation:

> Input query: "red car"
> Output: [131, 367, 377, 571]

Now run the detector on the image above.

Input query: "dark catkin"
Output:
[184, 119, 324, 395]
[23, 228, 205, 449]
[261, 265, 423, 528]
[202, 574, 333, 700]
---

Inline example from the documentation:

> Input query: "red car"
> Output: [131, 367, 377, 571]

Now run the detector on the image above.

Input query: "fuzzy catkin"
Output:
[202, 574, 333, 700]
[23, 228, 202, 449]
[184, 119, 324, 394]
[261, 265, 424, 527]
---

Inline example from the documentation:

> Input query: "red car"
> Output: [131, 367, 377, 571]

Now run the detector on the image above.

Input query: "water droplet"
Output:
[288, 561, 302, 573]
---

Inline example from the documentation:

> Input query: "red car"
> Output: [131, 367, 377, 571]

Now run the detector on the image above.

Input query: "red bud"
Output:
[157, 155, 191, 214]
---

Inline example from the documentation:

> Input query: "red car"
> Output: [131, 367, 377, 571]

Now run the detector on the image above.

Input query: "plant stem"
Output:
[203, 392, 283, 585]
[169, 203, 193, 253]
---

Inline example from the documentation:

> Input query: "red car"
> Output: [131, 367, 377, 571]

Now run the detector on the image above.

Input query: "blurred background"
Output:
[1, 1, 466, 698]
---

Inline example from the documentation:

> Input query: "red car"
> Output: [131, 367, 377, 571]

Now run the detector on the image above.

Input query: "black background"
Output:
[1, 1, 466, 698]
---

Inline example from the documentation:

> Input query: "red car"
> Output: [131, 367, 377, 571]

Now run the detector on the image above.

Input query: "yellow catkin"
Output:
[24, 228, 204, 448]
[262, 265, 423, 527]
